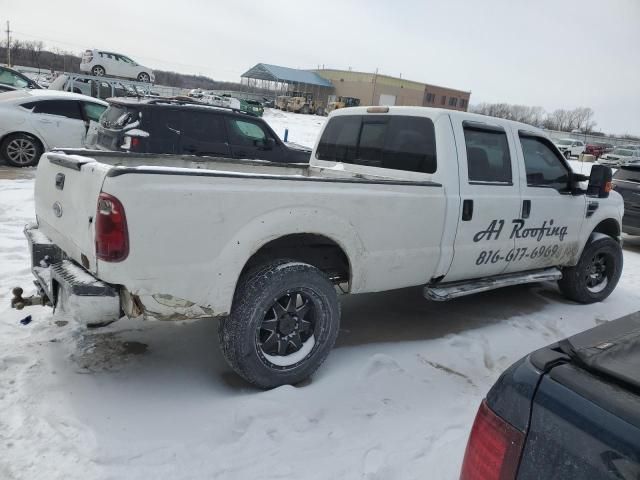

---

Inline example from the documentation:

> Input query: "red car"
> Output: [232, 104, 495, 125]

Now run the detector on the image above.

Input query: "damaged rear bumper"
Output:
[14, 225, 121, 325]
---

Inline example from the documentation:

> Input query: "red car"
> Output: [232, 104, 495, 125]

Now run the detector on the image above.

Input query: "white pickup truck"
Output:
[13, 106, 623, 388]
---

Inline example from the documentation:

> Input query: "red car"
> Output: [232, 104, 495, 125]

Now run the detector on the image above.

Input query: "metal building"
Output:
[241, 63, 334, 104]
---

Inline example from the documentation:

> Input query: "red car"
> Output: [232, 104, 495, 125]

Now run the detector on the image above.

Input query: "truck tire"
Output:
[1, 133, 43, 167]
[218, 259, 340, 389]
[558, 235, 623, 304]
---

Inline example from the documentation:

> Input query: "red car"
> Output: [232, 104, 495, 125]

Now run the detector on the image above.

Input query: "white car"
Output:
[0, 90, 107, 167]
[553, 138, 585, 158]
[598, 147, 640, 167]
[80, 49, 155, 83]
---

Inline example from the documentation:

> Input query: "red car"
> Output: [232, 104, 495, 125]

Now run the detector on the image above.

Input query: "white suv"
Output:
[80, 49, 155, 83]
[553, 138, 585, 159]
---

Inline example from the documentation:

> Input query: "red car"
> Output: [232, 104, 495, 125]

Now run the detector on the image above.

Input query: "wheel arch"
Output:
[241, 233, 351, 285]
[591, 218, 621, 242]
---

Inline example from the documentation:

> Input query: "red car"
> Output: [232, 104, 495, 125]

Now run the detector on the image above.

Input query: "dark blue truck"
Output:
[460, 312, 640, 480]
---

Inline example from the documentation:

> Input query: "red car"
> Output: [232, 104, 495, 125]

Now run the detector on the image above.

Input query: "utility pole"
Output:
[5, 21, 11, 67]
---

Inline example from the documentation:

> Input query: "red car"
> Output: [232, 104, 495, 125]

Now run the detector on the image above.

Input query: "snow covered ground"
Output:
[1, 110, 639, 480]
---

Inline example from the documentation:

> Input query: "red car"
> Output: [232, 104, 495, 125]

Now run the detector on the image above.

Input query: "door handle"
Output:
[462, 199, 474, 221]
[38, 119, 53, 124]
[522, 200, 531, 219]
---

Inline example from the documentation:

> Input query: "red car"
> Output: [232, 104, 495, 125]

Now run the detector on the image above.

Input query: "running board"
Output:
[424, 267, 562, 301]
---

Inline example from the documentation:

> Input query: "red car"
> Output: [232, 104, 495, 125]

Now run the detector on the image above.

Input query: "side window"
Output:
[227, 118, 268, 146]
[441, 96, 447, 106]
[315, 115, 437, 174]
[33, 100, 83, 120]
[463, 126, 512, 184]
[82, 102, 107, 122]
[519, 135, 570, 191]
[181, 112, 226, 143]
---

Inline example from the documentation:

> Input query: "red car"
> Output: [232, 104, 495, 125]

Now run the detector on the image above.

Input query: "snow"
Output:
[2, 113, 640, 479]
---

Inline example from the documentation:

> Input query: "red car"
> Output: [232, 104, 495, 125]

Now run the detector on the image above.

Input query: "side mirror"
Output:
[587, 164, 613, 198]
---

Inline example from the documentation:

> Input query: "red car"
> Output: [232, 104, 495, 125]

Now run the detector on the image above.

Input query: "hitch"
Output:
[10, 287, 49, 310]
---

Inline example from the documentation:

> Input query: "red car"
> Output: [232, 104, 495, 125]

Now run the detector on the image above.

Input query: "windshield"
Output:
[556, 139, 573, 145]
[100, 105, 139, 129]
[612, 148, 634, 156]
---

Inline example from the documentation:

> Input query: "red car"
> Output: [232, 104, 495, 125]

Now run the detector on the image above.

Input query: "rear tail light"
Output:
[460, 400, 525, 480]
[95, 192, 129, 262]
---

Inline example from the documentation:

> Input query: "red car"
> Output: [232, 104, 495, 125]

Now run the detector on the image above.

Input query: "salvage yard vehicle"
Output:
[326, 96, 360, 114]
[553, 138, 585, 159]
[239, 98, 264, 117]
[13, 106, 623, 388]
[0, 65, 42, 92]
[460, 312, 640, 480]
[94, 97, 310, 161]
[0, 89, 107, 167]
[598, 147, 640, 168]
[612, 166, 640, 235]
[80, 49, 155, 83]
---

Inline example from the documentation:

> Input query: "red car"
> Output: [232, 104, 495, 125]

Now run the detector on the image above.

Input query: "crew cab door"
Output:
[504, 131, 585, 273]
[29, 99, 88, 148]
[225, 116, 280, 161]
[444, 120, 521, 282]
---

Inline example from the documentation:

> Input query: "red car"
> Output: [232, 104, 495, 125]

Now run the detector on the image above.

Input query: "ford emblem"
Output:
[53, 201, 63, 218]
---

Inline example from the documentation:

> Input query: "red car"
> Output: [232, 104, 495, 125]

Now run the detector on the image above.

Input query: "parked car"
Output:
[598, 147, 640, 168]
[48, 74, 145, 99]
[612, 165, 640, 235]
[239, 98, 264, 117]
[0, 65, 42, 92]
[80, 49, 155, 83]
[460, 312, 640, 480]
[14, 106, 623, 389]
[553, 138, 585, 158]
[94, 97, 310, 162]
[584, 141, 613, 158]
[0, 89, 107, 167]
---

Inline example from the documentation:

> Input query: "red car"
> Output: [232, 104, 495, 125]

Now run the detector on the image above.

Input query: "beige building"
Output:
[314, 69, 471, 111]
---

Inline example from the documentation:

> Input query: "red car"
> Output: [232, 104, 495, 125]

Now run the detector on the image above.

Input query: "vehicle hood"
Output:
[559, 312, 640, 391]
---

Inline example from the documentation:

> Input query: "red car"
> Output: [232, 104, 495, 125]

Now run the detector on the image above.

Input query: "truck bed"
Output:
[53, 148, 437, 184]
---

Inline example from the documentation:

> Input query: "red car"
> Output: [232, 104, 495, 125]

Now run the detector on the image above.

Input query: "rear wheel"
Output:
[91, 65, 105, 76]
[1, 133, 43, 167]
[218, 259, 340, 389]
[137, 72, 150, 83]
[558, 235, 623, 303]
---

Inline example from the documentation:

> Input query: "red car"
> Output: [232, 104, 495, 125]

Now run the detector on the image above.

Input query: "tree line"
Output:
[469, 102, 597, 133]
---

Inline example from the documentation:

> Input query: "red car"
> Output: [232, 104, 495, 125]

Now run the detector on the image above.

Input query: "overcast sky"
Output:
[2, 0, 638, 134]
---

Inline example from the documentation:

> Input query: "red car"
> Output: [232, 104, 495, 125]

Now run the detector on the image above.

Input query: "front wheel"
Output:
[564, 150, 571, 159]
[218, 259, 340, 389]
[137, 72, 150, 83]
[558, 235, 623, 303]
